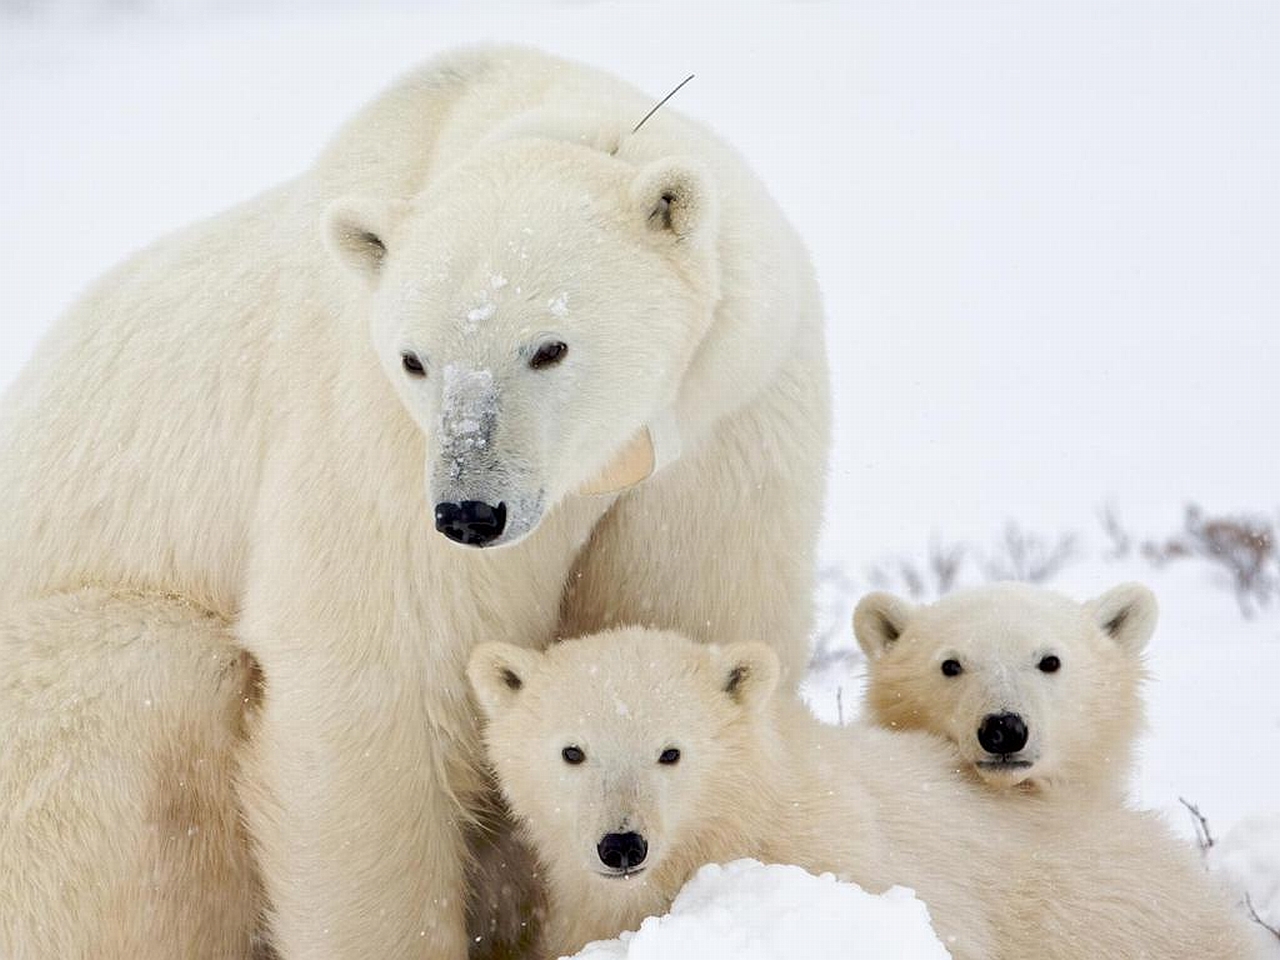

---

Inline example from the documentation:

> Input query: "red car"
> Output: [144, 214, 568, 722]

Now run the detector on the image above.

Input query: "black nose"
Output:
[434, 501, 507, 547]
[597, 832, 648, 871]
[978, 712, 1029, 755]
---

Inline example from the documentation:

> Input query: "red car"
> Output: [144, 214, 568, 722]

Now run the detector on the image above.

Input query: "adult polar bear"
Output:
[0, 45, 829, 959]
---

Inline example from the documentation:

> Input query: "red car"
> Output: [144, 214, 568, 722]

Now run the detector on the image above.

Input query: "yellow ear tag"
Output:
[577, 427, 656, 496]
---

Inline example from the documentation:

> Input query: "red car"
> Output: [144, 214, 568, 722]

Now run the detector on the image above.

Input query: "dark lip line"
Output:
[976, 759, 1034, 769]
[595, 867, 648, 879]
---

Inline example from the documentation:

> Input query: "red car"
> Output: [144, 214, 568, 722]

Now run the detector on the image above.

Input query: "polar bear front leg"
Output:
[237, 655, 472, 960]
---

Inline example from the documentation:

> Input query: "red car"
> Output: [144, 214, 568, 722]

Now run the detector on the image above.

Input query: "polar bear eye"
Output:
[941, 659, 963, 678]
[562, 746, 585, 765]
[1038, 655, 1062, 674]
[658, 748, 681, 765]
[529, 341, 568, 370]
[401, 351, 426, 377]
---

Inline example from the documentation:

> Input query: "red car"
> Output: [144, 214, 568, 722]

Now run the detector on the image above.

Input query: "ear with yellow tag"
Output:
[577, 428, 656, 496]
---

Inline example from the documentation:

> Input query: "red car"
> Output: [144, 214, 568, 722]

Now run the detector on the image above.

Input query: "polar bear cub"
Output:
[855, 581, 1153, 795]
[468, 627, 1257, 960]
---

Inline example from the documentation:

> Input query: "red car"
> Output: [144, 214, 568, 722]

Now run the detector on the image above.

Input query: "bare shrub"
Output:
[1245, 893, 1280, 943]
[1143, 504, 1278, 617]
[980, 521, 1076, 584]
[897, 559, 925, 599]
[809, 565, 859, 671]
[866, 537, 969, 602]
[1179, 796, 1216, 855]
[1098, 503, 1132, 560]
[1180, 798, 1280, 943]
[929, 537, 966, 594]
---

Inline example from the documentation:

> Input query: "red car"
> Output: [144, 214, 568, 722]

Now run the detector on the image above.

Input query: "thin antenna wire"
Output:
[631, 74, 696, 135]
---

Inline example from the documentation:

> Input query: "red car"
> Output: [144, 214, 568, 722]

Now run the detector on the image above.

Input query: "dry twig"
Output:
[1178, 796, 1215, 854]
[1245, 893, 1280, 942]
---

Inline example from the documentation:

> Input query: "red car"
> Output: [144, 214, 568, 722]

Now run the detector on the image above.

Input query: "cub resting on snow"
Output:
[469, 626, 1260, 960]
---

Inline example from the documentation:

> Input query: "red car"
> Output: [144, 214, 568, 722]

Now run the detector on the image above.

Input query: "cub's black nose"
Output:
[434, 500, 507, 547]
[978, 712, 1029, 755]
[597, 832, 648, 871]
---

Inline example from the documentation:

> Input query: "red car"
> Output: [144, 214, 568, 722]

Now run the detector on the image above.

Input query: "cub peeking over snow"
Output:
[468, 627, 1257, 960]
[855, 581, 1153, 796]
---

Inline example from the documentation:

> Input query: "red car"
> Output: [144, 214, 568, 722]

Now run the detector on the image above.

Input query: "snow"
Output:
[1211, 813, 1280, 936]
[466, 302, 496, 325]
[439, 364, 495, 471]
[1, 2, 1277, 955]
[567, 860, 951, 960]
[548, 293, 571, 319]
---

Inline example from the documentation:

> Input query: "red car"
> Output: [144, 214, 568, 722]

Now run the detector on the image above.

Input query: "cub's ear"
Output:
[712, 642, 779, 713]
[853, 592, 917, 660]
[1086, 583, 1158, 656]
[467, 643, 540, 719]
[323, 196, 410, 285]
[630, 158, 718, 249]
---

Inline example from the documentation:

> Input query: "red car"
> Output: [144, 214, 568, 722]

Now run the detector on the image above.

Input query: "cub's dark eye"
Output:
[562, 746, 585, 765]
[658, 748, 681, 765]
[941, 659, 963, 678]
[529, 341, 568, 370]
[401, 351, 425, 377]
[1038, 655, 1061, 674]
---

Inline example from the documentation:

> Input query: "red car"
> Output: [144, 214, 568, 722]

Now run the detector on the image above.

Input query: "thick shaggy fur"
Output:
[855, 582, 1154, 796]
[470, 628, 1261, 960]
[0, 46, 829, 958]
[0, 590, 265, 960]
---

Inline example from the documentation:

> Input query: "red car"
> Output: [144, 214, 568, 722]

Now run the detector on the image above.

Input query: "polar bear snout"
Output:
[434, 499, 507, 547]
[596, 831, 648, 874]
[977, 711, 1029, 757]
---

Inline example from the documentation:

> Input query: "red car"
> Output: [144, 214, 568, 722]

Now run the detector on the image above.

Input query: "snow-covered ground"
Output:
[570, 860, 950, 960]
[2, 1, 1277, 954]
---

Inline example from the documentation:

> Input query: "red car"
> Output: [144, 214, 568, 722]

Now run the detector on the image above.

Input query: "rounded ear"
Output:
[630, 157, 718, 249]
[712, 642, 779, 713]
[323, 196, 410, 285]
[1086, 583, 1158, 656]
[853, 592, 917, 660]
[466, 643, 540, 719]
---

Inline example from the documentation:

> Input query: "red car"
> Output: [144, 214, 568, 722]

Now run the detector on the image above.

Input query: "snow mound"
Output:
[565, 859, 951, 960]
[1210, 812, 1280, 942]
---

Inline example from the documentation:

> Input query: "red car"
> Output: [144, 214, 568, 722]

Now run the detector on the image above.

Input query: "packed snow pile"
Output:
[1211, 813, 1280, 951]
[566, 860, 951, 960]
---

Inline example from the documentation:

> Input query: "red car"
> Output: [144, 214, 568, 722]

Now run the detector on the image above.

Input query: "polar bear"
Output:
[468, 628, 1260, 960]
[0, 589, 264, 960]
[0, 46, 829, 959]
[854, 582, 1153, 795]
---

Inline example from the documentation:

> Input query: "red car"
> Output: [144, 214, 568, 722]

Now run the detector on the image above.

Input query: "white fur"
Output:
[470, 628, 1261, 960]
[855, 582, 1154, 796]
[0, 590, 265, 960]
[0, 46, 829, 958]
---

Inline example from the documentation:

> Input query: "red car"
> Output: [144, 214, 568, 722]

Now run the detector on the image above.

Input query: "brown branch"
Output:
[1245, 893, 1280, 943]
[1178, 797, 1215, 853]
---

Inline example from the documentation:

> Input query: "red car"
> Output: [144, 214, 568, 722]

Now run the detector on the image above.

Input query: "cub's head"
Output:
[467, 629, 777, 897]
[854, 581, 1155, 793]
[325, 137, 720, 548]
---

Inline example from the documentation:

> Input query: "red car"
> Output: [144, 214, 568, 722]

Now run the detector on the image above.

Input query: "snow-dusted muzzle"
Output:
[429, 362, 545, 548]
